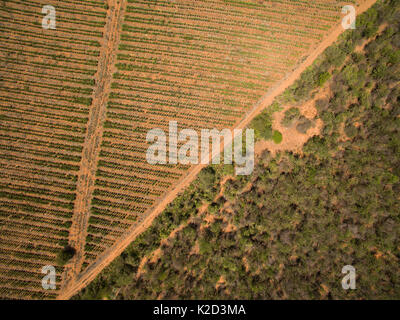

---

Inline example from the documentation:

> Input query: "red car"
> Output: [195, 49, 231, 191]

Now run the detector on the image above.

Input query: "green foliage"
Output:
[324, 44, 347, 68]
[251, 114, 273, 140]
[281, 107, 301, 127]
[296, 117, 314, 134]
[272, 130, 283, 144]
[56, 246, 76, 266]
[199, 239, 213, 254]
[344, 123, 357, 138]
[250, 102, 281, 140]
[318, 71, 331, 86]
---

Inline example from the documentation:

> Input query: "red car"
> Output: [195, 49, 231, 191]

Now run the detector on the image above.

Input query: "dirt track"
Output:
[60, 0, 126, 293]
[57, 0, 377, 300]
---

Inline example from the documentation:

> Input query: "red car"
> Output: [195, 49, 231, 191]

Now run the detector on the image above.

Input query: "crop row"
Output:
[0, 0, 109, 299]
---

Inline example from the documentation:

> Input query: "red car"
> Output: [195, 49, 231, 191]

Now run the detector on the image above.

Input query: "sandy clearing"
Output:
[254, 86, 330, 156]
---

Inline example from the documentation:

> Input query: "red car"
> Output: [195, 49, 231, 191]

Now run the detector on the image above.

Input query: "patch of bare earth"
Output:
[255, 87, 331, 156]
[215, 275, 226, 290]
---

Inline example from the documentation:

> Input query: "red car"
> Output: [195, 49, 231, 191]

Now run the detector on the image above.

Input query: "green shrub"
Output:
[56, 246, 76, 266]
[272, 130, 283, 144]
[318, 71, 331, 86]
[344, 123, 357, 138]
[251, 102, 281, 140]
[281, 107, 301, 127]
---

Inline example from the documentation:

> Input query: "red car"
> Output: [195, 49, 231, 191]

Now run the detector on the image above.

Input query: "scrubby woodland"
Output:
[75, 0, 400, 300]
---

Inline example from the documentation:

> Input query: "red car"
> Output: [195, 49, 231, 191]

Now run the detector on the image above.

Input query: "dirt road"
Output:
[60, 0, 126, 294]
[58, 0, 377, 299]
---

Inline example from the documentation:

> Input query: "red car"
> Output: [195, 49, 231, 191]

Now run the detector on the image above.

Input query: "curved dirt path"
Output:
[60, 0, 126, 294]
[58, 0, 377, 299]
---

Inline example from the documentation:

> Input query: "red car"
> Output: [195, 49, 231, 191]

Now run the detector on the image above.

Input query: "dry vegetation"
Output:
[0, 0, 108, 299]
[0, 0, 374, 299]
[75, 0, 399, 299]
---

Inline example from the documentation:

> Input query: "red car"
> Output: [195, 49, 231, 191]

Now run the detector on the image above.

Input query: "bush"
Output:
[323, 45, 346, 67]
[296, 117, 314, 134]
[251, 102, 281, 140]
[272, 130, 283, 144]
[251, 113, 272, 139]
[281, 107, 301, 127]
[315, 98, 329, 113]
[56, 245, 76, 266]
[344, 124, 357, 138]
[318, 71, 331, 86]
